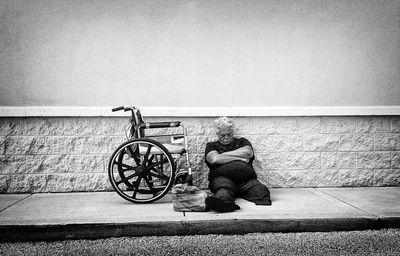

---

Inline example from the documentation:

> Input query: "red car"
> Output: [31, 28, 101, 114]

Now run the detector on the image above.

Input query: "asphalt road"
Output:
[1, 229, 399, 256]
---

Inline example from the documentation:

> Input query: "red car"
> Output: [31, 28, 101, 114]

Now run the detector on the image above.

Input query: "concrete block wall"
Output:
[1, 116, 400, 193]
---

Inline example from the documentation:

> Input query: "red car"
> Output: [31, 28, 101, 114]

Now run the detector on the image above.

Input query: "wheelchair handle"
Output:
[112, 106, 125, 112]
[112, 106, 137, 112]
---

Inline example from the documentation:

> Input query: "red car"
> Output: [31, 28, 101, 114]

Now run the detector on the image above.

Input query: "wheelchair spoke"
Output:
[116, 173, 138, 185]
[148, 170, 170, 181]
[147, 155, 155, 164]
[114, 161, 136, 171]
[131, 177, 142, 199]
[146, 157, 168, 170]
[143, 144, 153, 165]
[143, 176, 157, 196]
[126, 146, 140, 166]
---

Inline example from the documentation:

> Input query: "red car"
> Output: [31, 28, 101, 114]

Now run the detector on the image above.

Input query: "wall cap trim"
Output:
[0, 106, 399, 117]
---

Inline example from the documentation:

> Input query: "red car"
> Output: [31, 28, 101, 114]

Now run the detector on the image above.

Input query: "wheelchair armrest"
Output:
[139, 121, 181, 129]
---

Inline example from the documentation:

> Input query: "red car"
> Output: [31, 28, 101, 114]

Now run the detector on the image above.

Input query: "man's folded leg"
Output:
[207, 176, 240, 212]
[238, 179, 272, 205]
[205, 195, 240, 212]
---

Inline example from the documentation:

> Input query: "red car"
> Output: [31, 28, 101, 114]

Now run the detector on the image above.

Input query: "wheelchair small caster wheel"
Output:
[174, 171, 193, 185]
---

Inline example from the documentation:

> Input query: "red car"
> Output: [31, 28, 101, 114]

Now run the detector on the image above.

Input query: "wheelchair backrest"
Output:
[130, 108, 146, 139]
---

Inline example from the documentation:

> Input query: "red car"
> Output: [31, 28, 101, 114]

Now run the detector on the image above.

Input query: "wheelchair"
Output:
[108, 106, 193, 203]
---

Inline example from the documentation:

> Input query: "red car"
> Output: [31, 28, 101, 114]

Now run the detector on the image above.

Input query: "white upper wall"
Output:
[1, 0, 400, 108]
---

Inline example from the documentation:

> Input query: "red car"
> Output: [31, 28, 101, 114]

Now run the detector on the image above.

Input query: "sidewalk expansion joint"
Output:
[314, 188, 380, 219]
[0, 194, 33, 213]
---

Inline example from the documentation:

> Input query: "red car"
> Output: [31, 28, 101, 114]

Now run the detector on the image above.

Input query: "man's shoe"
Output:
[205, 196, 239, 213]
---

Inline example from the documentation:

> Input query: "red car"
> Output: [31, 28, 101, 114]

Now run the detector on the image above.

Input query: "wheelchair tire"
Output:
[108, 138, 176, 203]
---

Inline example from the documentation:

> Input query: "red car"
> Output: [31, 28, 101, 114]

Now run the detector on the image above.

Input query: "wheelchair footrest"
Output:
[126, 186, 167, 194]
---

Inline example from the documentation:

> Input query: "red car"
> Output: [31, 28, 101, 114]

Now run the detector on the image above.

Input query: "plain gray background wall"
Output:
[1, 0, 399, 108]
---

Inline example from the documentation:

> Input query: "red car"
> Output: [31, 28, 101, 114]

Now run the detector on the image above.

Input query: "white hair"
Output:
[214, 116, 235, 131]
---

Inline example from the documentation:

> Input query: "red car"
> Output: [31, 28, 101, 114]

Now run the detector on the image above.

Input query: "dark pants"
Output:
[208, 176, 272, 205]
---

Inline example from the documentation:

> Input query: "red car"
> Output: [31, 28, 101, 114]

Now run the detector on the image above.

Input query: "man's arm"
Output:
[206, 150, 248, 165]
[206, 145, 253, 165]
[221, 145, 253, 159]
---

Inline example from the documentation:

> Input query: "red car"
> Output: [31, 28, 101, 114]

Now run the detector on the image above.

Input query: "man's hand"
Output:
[237, 157, 250, 163]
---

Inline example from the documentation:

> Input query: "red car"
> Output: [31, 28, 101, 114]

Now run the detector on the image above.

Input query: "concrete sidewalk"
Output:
[1, 187, 399, 242]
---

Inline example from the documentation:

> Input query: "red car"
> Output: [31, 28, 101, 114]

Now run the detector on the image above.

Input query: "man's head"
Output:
[214, 116, 235, 145]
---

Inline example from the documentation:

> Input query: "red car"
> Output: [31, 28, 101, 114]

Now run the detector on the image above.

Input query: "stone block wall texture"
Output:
[1, 116, 400, 193]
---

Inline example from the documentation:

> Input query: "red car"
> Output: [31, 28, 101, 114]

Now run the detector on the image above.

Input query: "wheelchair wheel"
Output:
[108, 138, 176, 203]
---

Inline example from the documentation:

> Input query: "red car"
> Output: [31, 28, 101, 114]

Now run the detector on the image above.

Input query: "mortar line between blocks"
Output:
[0, 194, 33, 213]
[313, 188, 380, 218]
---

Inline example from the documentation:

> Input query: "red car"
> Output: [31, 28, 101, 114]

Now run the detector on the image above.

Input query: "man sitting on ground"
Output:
[205, 116, 272, 212]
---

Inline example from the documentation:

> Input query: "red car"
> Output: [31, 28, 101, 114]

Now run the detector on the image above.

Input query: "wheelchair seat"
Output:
[139, 143, 186, 155]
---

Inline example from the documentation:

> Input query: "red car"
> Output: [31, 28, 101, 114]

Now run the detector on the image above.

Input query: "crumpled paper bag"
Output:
[172, 184, 208, 212]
